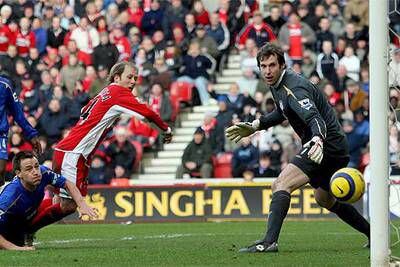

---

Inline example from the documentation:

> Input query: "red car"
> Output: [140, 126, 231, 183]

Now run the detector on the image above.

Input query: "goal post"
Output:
[369, 0, 390, 266]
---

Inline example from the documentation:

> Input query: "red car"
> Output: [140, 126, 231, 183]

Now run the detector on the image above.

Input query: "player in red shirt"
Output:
[28, 61, 173, 232]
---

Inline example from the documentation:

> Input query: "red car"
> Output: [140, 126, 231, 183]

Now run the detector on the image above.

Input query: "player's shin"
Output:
[28, 202, 73, 233]
[263, 190, 291, 244]
[328, 201, 370, 239]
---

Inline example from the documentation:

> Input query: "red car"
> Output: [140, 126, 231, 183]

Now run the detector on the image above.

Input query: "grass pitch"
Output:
[1, 220, 393, 267]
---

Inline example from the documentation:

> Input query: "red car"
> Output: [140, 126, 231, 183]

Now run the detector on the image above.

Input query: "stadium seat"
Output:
[131, 140, 143, 172]
[170, 81, 194, 106]
[212, 153, 233, 178]
[213, 165, 232, 178]
[110, 178, 130, 186]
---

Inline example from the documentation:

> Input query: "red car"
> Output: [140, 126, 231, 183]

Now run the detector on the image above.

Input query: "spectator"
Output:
[110, 23, 131, 61]
[0, 20, 12, 57]
[105, 3, 120, 27]
[347, 80, 367, 112]
[237, 11, 277, 50]
[301, 50, 316, 78]
[333, 64, 351, 93]
[390, 48, 400, 87]
[146, 83, 172, 123]
[343, 111, 369, 169]
[208, 82, 246, 114]
[315, 17, 335, 53]
[60, 53, 86, 97]
[47, 16, 67, 48]
[248, 151, 279, 178]
[193, 24, 219, 60]
[88, 154, 112, 184]
[214, 99, 234, 134]
[148, 56, 174, 91]
[92, 32, 119, 71]
[16, 17, 36, 58]
[172, 24, 190, 55]
[176, 127, 213, 178]
[360, 66, 369, 94]
[38, 70, 54, 105]
[69, 80, 90, 125]
[162, 0, 188, 39]
[327, 3, 345, 37]
[126, 0, 144, 30]
[344, 0, 368, 32]
[39, 98, 69, 145]
[339, 46, 360, 82]
[184, 13, 197, 40]
[20, 73, 40, 114]
[231, 137, 259, 178]
[192, 0, 209, 26]
[0, 5, 13, 25]
[237, 67, 258, 97]
[240, 38, 258, 75]
[177, 41, 213, 105]
[316, 40, 339, 83]
[164, 40, 183, 77]
[278, 11, 316, 64]
[32, 18, 47, 55]
[141, 0, 163, 37]
[272, 120, 296, 151]
[263, 5, 286, 36]
[206, 12, 230, 69]
[323, 82, 341, 106]
[89, 65, 109, 98]
[60, 5, 80, 30]
[70, 16, 100, 63]
[152, 30, 167, 52]
[106, 127, 137, 177]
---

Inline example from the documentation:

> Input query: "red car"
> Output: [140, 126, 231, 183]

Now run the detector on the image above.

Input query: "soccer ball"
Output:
[329, 167, 365, 203]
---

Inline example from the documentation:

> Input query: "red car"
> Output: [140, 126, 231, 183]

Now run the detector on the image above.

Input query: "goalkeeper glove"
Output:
[303, 136, 324, 164]
[225, 120, 260, 143]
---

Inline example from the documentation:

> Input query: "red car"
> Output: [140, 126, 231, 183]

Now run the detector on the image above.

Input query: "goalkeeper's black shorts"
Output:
[291, 152, 349, 191]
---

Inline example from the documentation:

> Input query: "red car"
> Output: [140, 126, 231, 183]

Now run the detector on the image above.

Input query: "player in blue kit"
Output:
[0, 151, 98, 250]
[0, 76, 42, 186]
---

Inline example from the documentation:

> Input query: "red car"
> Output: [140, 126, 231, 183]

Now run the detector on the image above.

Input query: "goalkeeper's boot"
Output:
[24, 232, 36, 247]
[238, 240, 278, 253]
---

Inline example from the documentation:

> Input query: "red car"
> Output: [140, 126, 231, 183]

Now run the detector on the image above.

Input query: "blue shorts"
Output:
[0, 135, 8, 160]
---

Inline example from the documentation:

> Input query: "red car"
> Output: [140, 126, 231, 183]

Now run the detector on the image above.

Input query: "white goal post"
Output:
[370, 0, 390, 266]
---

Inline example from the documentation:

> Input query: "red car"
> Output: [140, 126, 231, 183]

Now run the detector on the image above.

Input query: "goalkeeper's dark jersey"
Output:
[259, 69, 348, 156]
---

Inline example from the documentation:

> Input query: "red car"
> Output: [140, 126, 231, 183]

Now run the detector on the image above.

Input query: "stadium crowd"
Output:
[0, 0, 389, 182]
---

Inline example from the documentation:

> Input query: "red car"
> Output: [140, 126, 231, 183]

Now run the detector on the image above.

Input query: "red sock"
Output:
[29, 203, 68, 232]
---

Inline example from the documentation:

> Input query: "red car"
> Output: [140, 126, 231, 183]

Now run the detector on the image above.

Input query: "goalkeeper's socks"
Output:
[263, 190, 291, 244]
[328, 201, 370, 238]
[28, 203, 69, 232]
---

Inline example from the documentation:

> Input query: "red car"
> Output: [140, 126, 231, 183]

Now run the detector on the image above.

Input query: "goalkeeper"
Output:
[226, 43, 370, 253]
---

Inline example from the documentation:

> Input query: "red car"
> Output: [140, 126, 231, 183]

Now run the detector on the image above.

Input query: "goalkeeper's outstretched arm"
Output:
[258, 109, 286, 130]
[226, 109, 286, 143]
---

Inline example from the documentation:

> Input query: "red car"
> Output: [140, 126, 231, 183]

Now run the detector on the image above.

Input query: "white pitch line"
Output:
[34, 232, 358, 246]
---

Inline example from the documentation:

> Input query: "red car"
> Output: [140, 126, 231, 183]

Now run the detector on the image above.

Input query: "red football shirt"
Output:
[55, 84, 168, 158]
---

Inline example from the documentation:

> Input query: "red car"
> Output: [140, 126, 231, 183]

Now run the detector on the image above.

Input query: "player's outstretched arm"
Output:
[0, 235, 34, 251]
[225, 120, 259, 143]
[226, 109, 286, 143]
[64, 181, 98, 220]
